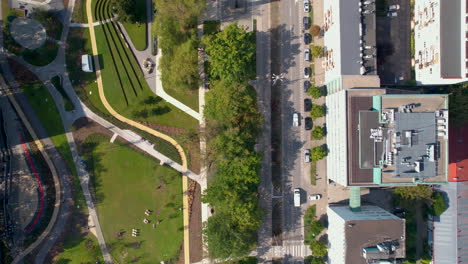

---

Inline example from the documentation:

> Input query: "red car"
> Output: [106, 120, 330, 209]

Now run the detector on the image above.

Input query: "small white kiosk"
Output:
[81, 54, 94, 72]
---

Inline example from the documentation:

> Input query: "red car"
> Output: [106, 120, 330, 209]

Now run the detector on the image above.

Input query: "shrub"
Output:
[431, 192, 447, 216]
[308, 85, 322, 99]
[310, 104, 325, 119]
[311, 45, 322, 58]
[310, 25, 321, 37]
[311, 146, 327, 161]
[310, 240, 327, 258]
[311, 126, 325, 140]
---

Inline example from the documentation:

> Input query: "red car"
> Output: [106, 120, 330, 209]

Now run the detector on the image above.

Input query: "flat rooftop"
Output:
[348, 90, 449, 185]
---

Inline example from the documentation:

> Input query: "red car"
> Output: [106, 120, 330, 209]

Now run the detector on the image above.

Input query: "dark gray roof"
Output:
[339, 0, 377, 76]
[440, 0, 462, 78]
[345, 218, 406, 263]
[339, 0, 361, 75]
[359, 111, 380, 169]
[394, 112, 437, 178]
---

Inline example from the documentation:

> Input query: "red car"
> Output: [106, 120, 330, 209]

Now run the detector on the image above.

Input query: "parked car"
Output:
[303, 17, 310, 30]
[304, 99, 312, 112]
[294, 188, 301, 207]
[304, 0, 310, 12]
[304, 80, 311, 92]
[304, 67, 310, 78]
[304, 149, 311, 163]
[387, 12, 397, 17]
[293, 112, 300, 127]
[305, 117, 312, 130]
[308, 194, 322, 200]
[304, 33, 311, 45]
[304, 49, 311, 61]
[388, 4, 400, 11]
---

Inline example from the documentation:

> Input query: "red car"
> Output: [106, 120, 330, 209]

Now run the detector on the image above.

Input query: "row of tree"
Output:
[153, 0, 205, 91]
[202, 23, 262, 259]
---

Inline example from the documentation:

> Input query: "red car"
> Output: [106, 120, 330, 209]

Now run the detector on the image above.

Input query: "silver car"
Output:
[304, 149, 311, 163]
[293, 112, 300, 126]
[304, 49, 310, 61]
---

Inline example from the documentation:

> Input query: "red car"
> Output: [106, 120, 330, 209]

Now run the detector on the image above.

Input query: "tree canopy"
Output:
[311, 126, 325, 140]
[310, 240, 327, 258]
[159, 39, 199, 91]
[204, 23, 256, 83]
[308, 85, 322, 99]
[202, 29, 262, 257]
[394, 185, 433, 201]
[113, 0, 139, 23]
[431, 192, 447, 216]
[311, 146, 327, 161]
[311, 45, 323, 58]
[310, 104, 325, 119]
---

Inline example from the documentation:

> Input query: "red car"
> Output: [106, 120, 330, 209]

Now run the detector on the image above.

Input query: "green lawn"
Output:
[20, 81, 75, 178]
[81, 133, 183, 263]
[310, 161, 316, 185]
[122, 21, 147, 51]
[94, 22, 198, 130]
[51, 76, 75, 111]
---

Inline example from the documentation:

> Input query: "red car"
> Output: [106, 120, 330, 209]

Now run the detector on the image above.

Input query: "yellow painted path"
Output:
[85, 1, 191, 263]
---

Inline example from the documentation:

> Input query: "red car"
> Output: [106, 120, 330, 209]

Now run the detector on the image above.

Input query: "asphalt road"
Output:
[280, 0, 312, 260]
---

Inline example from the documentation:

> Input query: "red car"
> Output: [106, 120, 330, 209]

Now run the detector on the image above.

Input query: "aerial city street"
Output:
[0, 0, 466, 263]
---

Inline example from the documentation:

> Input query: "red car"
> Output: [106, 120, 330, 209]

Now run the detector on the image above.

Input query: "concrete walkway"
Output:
[70, 17, 117, 27]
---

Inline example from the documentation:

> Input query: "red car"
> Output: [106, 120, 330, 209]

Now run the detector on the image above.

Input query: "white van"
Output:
[294, 188, 301, 207]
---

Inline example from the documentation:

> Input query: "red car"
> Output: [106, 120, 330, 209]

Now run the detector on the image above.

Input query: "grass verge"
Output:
[310, 161, 316, 185]
[51, 75, 75, 111]
[81, 133, 183, 263]
[71, 0, 88, 24]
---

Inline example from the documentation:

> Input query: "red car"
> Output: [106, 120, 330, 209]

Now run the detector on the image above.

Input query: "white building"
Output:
[414, 0, 468, 84]
[327, 205, 405, 264]
[81, 54, 94, 73]
[323, 0, 380, 86]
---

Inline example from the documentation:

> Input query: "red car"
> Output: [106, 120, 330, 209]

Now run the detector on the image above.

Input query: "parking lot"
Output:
[376, 0, 412, 85]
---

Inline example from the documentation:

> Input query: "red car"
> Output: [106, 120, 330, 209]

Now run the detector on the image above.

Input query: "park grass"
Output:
[20, 81, 75, 178]
[66, 27, 183, 164]
[94, 24, 198, 130]
[51, 75, 75, 111]
[122, 22, 147, 51]
[81, 133, 183, 263]
[121, 0, 148, 51]
[22, 41, 59, 66]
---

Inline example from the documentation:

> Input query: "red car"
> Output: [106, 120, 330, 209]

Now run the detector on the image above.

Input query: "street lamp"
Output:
[272, 73, 285, 85]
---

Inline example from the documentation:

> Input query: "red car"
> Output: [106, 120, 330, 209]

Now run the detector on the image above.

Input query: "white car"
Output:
[309, 194, 322, 200]
[388, 4, 400, 11]
[387, 12, 397, 17]
[293, 112, 300, 127]
[304, 0, 310, 12]
[294, 188, 301, 207]
[304, 149, 311, 163]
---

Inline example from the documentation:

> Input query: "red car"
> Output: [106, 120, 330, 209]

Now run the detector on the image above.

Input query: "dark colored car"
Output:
[304, 99, 312, 112]
[304, 33, 311, 45]
[304, 80, 311, 92]
[304, 67, 310, 78]
[303, 17, 310, 30]
[305, 117, 312, 130]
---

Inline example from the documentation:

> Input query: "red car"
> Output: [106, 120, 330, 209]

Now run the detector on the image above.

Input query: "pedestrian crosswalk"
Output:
[268, 240, 311, 258]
